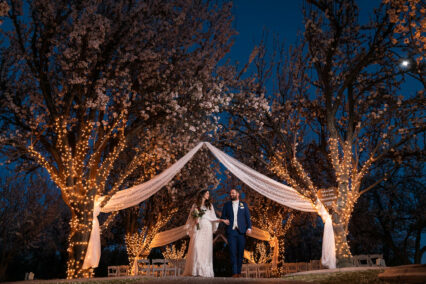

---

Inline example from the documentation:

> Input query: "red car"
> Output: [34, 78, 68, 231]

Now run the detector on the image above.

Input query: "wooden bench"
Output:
[352, 254, 386, 267]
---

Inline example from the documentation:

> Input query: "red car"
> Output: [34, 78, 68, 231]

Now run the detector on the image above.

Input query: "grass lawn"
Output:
[282, 269, 388, 284]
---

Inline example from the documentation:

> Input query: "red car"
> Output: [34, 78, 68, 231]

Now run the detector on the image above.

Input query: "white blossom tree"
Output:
[0, 0, 235, 278]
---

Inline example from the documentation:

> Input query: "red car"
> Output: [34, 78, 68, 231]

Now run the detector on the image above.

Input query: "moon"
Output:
[401, 60, 410, 67]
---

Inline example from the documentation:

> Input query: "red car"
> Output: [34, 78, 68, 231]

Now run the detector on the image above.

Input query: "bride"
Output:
[183, 189, 229, 277]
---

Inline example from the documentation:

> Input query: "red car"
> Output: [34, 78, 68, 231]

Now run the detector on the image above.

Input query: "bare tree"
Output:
[350, 155, 425, 265]
[220, 0, 424, 266]
[0, 174, 67, 281]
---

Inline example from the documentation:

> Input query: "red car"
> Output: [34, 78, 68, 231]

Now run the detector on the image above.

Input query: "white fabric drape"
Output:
[314, 200, 336, 269]
[149, 224, 279, 267]
[82, 143, 203, 269]
[149, 225, 188, 248]
[101, 143, 204, 213]
[204, 142, 316, 212]
[83, 142, 336, 270]
[205, 142, 336, 268]
[269, 237, 279, 267]
[250, 226, 271, 241]
[82, 197, 103, 269]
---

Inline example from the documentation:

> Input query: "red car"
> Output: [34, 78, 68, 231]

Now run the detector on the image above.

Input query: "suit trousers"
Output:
[227, 229, 246, 275]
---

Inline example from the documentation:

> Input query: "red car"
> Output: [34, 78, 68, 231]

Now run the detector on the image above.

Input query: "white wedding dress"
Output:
[183, 204, 219, 277]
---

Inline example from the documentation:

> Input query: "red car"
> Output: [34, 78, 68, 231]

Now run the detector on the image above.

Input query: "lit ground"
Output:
[282, 267, 387, 283]
[8, 276, 311, 284]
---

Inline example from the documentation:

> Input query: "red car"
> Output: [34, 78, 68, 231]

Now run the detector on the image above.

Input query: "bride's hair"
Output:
[196, 189, 212, 210]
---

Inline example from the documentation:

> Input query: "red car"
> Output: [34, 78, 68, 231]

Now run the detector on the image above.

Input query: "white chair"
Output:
[369, 254, 386, 267]
[353, 255, 371, 267]
[309, 259, 321, 270]
[376, 258, 386, 267]
[175, 259, 186, 275]
[25, 272, 35, 280]
[283, 262, 298, 274]
[108, 266, 118, 277]
[137, 259, 151, 276]
[118, 265, 129, 276]
[240, 264, 249, 278]
[151, 259, 166, 277]
[247, 264, 258, 278]
[297, 262, 308, 272]
[257, 264, 271, 277]
[163, 259, 179, 276]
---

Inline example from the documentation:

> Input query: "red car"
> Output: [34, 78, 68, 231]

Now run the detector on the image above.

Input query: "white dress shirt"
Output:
[232, 200, 239, 229]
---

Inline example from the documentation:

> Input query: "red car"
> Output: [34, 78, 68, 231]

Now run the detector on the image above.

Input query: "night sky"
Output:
[229, 0, 400, 60]
[228, 0, 425, 265]
[229, 0, 421, 93]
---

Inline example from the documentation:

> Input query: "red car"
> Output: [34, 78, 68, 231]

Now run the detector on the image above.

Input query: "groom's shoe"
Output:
[238, 274, 242, 278]
[232, 274, 239, 278]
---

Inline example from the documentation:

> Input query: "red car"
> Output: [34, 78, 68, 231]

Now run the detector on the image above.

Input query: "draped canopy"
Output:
[82, 142, 336, 269]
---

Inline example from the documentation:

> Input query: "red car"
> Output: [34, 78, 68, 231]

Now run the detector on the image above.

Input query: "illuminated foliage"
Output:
[220, 0, 424, 266]
[0, 0, 235, 278]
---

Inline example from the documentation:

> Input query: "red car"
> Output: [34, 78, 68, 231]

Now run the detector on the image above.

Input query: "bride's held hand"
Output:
[222, 219, 230, 225]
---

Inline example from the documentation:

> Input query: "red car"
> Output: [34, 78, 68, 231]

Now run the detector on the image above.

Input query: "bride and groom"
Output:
[182, 188, 252, 277]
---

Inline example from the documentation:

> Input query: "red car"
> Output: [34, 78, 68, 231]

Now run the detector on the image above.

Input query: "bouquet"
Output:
[191, 207, 206, 230]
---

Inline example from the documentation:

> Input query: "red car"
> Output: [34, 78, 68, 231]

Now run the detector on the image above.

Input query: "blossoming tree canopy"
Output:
[0, 0, 235, 278]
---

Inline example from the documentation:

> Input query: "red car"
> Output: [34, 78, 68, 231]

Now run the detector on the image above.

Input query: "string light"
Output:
[25, 113, 139, 278]
[327, 137, 363, 260]
[253, 242, 272, 264]
[125, 208, 178, 275]
[270, 136, 372, 263]
[251, 202, 295, 276]
[162, 241, 187, 260]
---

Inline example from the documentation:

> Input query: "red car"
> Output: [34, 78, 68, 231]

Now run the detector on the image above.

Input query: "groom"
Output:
[221, 188, 252, 277]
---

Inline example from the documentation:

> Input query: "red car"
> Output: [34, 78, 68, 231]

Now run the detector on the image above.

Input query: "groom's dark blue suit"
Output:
[221, 200, 252, 275]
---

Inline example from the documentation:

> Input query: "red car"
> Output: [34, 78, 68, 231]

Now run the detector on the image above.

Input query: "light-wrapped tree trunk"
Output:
[0, 0, 235, 278]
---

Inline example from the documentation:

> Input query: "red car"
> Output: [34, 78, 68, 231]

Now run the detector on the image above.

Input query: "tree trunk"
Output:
[0, 251, 13, 281]
[66, 201, 94, 278]
[332, 211, 353, 267]
[414, 227, 424, 264]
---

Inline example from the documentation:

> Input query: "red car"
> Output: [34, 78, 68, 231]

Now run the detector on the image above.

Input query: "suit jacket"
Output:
[221, 200, 252, 235]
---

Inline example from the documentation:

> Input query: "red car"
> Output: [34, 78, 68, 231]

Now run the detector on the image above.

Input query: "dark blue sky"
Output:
[229, 0, 304, 64]
[226, 0, 421, 107]
[229, 0, 384, 64]
[227, 0, 425, 264]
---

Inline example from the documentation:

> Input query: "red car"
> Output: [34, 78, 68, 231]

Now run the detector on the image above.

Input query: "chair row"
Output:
[108, 259, 186, 277]
[240, 264, 272, 278]
[282, 260, 323, 274]
[136, 259, 186, 277]
[107, 265, 129, 277]
[281, 255, 386, 275]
